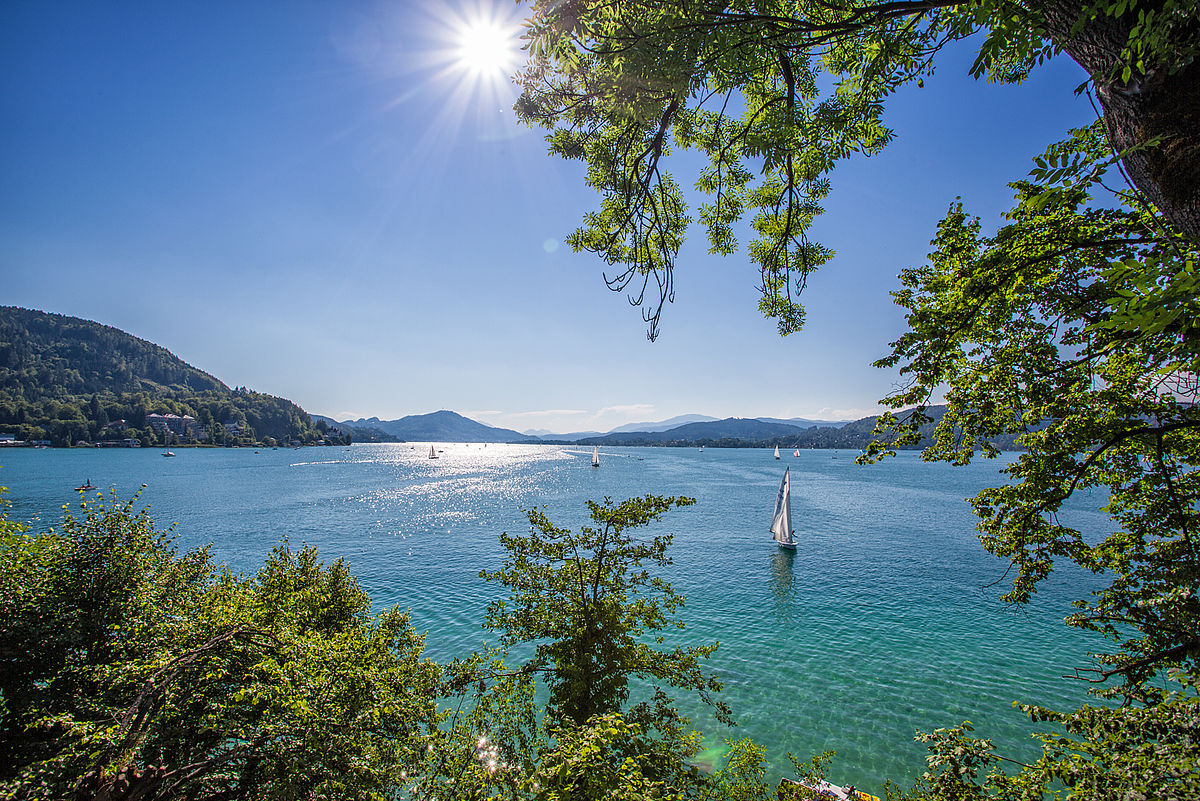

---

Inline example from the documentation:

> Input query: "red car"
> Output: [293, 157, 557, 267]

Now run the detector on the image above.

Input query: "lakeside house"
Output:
[146, 413, 205, 440]
[146, 413, 213, 442]
[0, 434, 51, 448]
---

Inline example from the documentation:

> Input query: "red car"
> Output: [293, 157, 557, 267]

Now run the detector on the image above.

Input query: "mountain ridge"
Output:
[0, 306, 340, 447]
[317, 411, 526, 443]
[317, 409, 1010, 452]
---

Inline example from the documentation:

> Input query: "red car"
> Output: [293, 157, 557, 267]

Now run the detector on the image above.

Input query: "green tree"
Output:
[406, 496, 804, 801]
[859, 121, 1200, 798]
[866, 119, 1199, 696]
[481, 495, 728, 728]
[0, 492, 440, 800]
[517, 0, 1198, 339]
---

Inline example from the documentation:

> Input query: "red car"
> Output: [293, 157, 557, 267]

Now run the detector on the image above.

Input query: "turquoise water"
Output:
[2, 444, 1109, 792]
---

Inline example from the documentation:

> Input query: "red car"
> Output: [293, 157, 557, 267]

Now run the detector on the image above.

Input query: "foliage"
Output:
[886, 672, 1200, 800]
[0, 485, 898, 800]
[865, 119, 1200, 698]
[461, 495, 747, 799]
[0, 306, 343, 446]
[519, 4, 1197, 797]
[522, 713, 693, 801]
[854, 106, 1198, 800]
[480, 494, 729, 728]
[700, 738, 773, 801]
[516, 0, 1199, 339]
[403, 647, 544, 801]
[0, 491, 439, 800]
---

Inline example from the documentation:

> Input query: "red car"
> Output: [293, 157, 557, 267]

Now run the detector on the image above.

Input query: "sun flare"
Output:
[455, 18, 518, 79]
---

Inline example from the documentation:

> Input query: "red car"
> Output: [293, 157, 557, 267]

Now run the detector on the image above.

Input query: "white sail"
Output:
[774, 445, 780, 459]
[770, 467, 796, 548]
[592, 446, 600, 467]
[428, 445, 438, 459]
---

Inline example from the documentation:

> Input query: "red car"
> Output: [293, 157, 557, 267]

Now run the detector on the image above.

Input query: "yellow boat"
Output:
[777, 778, 881, 801]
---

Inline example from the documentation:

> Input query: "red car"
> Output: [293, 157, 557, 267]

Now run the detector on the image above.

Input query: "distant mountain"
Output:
[523, 413, 844, 440]
[755, 416, 849, 429]
[311, 415, 400, 443]
[580, 417, 812, 445]
[338, 410, 528, 443]
[0, 306, 339, 447]
[523, 414, 718, 440]
[576, 407, 1023, 451]
[607, 414, 719, 433]
[523, 428, 606, 441]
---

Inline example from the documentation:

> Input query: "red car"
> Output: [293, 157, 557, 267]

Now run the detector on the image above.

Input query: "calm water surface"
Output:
[2, 444, 1109, 792]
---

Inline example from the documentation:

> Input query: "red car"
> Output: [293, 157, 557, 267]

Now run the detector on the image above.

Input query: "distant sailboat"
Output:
[428, 445, 439, 459]
[591, 446, 600, 467]
[770, 467, 796, 550]
[793, 449, 800, 457]
[774, 445, 780, 460]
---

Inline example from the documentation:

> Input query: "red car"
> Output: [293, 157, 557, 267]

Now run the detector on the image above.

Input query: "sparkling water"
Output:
[3, 444, 1109, 792]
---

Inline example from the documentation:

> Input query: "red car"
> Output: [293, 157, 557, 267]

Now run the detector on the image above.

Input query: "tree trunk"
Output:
[1035, 0, 1200, 241]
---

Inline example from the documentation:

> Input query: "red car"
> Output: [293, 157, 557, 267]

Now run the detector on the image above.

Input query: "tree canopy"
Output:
[516, 0, 1198, 338]
[480, 494, 729, 728]
[0, 491, 439, 800]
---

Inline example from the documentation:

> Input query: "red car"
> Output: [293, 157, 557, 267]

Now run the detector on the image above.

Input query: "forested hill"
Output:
[0, 306, 345, 447]
[578, 408, 1024, 451]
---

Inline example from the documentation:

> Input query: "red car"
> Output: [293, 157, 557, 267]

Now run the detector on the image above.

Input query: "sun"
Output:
[455, 17, 519, 79]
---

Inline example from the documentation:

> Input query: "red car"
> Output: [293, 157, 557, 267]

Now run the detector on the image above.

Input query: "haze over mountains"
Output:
[318, 411, 527, 443]
[310, 410, 910, 448]
[314, 412, 856, 444]
[315, 408, 1021, 451]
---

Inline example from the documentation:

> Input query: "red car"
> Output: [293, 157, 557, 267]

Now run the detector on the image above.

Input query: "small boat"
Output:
[162, 449, 175, 457]
[770, 467, 796, 550]
[793, 449, 800, 457]
[75, 479, 96, 491]
[591, 446, 600, 467]
[428, 445, 439, 459]
[774, 445, 780, 460]
[778, 778, 879, 801]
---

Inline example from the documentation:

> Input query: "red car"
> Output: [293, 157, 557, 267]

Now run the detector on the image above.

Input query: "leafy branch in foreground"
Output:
[517, 0, 1200, 338]
[861, 113, 1200, 800]
[866, 119, 1199, 698]
[0, 491, 440, 801]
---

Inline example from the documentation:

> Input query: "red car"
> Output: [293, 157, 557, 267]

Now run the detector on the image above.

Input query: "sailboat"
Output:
[774, 445, 780, 460]
[793, 449, 800, 457]
[428, 444, 439, 459]
[770, 467, 797, 550]
[591, 446, 600, 467]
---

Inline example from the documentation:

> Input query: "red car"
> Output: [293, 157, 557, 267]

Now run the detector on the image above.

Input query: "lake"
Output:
[1, 444, 1110, 792]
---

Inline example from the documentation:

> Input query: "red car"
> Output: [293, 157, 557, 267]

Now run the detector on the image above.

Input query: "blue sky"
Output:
[2, 1, 1096, 434]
